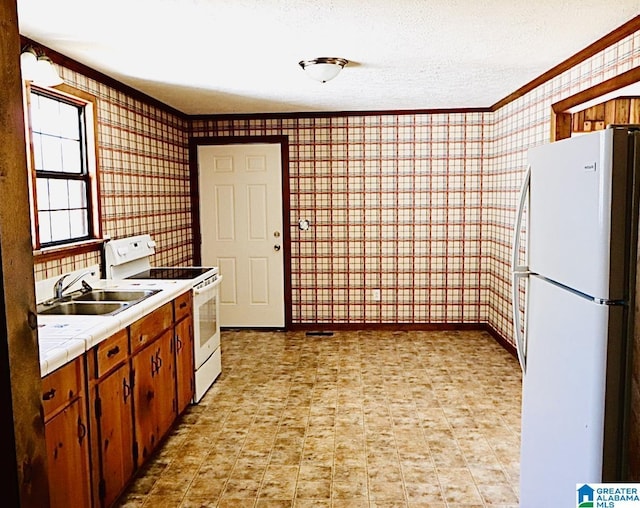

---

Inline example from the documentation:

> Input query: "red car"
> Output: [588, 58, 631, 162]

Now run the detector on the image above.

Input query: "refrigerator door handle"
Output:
[511, 165, 531, 372]
[512, 271, 528, 372]
[512, 165, 531, 275]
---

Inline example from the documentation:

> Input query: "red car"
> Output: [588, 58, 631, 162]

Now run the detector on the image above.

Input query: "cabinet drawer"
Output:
[94, 329, 129, 379]
[174, 291, 192, 322]
[130, 302, 173, 353]
[42, 356, 85, 421]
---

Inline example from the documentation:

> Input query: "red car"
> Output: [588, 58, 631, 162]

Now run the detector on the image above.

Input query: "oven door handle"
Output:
[193, 276, 222, 296]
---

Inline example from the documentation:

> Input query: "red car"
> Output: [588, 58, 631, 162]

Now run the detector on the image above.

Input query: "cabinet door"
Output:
[133, 330, 176, 464]
[94, 362, 134, 508]
[175, 315, 194, 414]
[45, 398, 92, 508]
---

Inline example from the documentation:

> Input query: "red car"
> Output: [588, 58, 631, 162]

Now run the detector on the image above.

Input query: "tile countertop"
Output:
[37, 278, 193, 377]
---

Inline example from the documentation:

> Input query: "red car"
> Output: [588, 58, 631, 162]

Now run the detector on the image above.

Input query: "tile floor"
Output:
[116, 329, 522, 508]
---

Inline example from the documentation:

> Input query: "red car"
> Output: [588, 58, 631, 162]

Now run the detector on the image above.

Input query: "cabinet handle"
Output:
[123, 377, 131, 403]
[176, 335, 183, 352]
[155, 349, 162, 371]
[150, 355, 158, 377]
[107, 345, 120, 357]
[42, 388, 56, 401]
[77, 417, 87, 443]
[179, 302, 187, 309]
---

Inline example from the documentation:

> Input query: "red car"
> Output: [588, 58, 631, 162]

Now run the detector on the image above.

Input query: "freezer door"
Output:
[528, 129, 617, 299]
[520, 276, 610, 508]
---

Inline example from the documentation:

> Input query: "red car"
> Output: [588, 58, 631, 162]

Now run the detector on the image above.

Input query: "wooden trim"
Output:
[550, 67, 640, 141]
[34, 239, 105, 263]
[19, 36, 188, 121]
[552, 66, 640, 114]
[190, 107, 491, 122]
[492, 15, 640, 111]
[551, 111, 572, 142]
[189, 135, 293, 328]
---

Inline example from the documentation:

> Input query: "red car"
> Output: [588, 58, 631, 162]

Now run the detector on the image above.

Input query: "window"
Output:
[25, 85, 100, 250]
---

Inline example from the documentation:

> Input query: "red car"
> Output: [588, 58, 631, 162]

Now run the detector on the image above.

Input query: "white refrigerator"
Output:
[512, 126, 640, 507]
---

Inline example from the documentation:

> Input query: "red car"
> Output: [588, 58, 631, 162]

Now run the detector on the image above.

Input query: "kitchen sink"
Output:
[37, 288, 162, 316]
[73, 289, 159, 302]
[38, 301, 128, 316]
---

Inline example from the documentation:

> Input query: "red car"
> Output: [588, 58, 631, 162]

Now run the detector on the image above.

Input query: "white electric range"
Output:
[104, 235, 222, 403]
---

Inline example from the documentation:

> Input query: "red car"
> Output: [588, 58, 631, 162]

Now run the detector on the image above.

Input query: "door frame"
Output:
[189, 135, 292, 329]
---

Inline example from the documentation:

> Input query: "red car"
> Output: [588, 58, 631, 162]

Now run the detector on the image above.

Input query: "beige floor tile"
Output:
[116, 329, 521, 508]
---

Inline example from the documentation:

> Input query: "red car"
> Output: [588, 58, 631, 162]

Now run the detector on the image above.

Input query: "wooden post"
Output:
[0, 1, 50, 506]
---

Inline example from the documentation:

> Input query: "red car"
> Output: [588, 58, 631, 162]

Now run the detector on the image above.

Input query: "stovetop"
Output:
[126, 267, 216, 281]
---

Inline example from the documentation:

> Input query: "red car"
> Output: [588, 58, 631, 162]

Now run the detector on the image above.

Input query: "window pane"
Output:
[37, 95, 61, 136]
[36, 178, 50, 209]
[61, 139, 82, 173]
[32, 132, 44, 170]
[58, 102, 80, 140]
[40, 135, 63, 172]
[38, 211, 52, 244]
[67, 180, 87, 209]
[50, 210, 71, 242]
[29, 94, 43, 132]
[69, 210, 88, 238]
[48, 179, 70, 209]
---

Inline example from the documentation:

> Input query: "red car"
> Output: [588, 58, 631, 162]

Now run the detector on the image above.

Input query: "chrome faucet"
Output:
[53, 270, 95, 300]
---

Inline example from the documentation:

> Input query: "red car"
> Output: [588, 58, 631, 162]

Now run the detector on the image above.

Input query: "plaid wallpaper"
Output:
[486, 28, 640, 341]
[32, 73, 192, 280]
[33, 26, 640, 339]
[192, 114, 487, 325]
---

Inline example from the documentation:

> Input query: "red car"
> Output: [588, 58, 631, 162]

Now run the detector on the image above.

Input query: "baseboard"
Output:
[481, 323, 518, 358]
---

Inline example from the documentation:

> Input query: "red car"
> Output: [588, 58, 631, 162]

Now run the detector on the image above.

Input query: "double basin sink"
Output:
[37, 289, 161, 316]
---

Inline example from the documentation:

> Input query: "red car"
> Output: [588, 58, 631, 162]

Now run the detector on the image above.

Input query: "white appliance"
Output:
[104, 235, 222, 403]
[512, 126, 640, 507]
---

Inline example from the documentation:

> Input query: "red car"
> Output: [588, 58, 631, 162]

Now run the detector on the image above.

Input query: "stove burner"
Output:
[127, 267, 214, 280]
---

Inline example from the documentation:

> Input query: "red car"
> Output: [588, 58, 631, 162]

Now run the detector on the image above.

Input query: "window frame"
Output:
[24, 82, 102, 256]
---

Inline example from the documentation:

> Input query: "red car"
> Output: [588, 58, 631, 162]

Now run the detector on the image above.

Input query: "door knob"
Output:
[274, 244, 281, 251]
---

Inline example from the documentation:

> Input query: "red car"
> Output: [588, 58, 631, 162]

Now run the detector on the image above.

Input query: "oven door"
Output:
[193, 276, 222, 370]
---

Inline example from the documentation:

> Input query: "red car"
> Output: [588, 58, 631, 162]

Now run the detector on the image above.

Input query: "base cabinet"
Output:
[44, 291, 195, 508]
[42, 357, 91, 508]
[132, 329, 176, 463]
[174, 291, 194, 414]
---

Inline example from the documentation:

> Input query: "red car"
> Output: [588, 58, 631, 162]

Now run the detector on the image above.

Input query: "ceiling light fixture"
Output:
[299, 57, 348, 83]
[20, 46, 63, 87]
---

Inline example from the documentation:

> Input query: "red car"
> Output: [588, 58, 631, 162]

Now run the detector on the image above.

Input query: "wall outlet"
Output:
[372, 289, 381, 301]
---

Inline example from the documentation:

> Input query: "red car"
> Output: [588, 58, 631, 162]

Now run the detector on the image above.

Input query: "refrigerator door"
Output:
[528, 129, 615, 299]
[520, 275, 611, 508]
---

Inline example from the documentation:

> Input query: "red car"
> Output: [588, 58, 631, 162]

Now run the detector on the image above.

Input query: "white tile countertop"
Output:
[37, 278, 193, 376]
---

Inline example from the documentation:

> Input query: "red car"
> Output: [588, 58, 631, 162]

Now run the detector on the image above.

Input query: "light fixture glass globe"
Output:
[299, 57, 348, 83]
[34, 56, 63, 86]
[20, 50, 38, 81]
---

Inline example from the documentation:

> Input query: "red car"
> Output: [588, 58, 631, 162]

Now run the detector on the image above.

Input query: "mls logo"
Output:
[577, 484, 594, 507]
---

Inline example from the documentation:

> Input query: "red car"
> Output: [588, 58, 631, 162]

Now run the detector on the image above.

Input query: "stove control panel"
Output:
[104, 234, 156, 279]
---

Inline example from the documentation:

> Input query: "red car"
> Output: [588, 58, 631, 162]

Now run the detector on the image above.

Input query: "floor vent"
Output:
[305, 331, 334, 337]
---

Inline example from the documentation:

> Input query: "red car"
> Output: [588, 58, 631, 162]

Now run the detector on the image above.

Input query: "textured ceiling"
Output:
[16, 0, 640, 115]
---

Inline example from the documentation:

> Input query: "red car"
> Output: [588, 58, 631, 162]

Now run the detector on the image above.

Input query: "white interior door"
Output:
[198, 143, 284, 327]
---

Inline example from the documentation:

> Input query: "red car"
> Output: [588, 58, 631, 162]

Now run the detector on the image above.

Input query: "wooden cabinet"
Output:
[42, 357, 91, 508]
[43, 290, 195, 507]
[130, 302, 173, 353]
[87, 329, 134, 508]
[174, 291, 194, 415]
[132, 329, 176, 463]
